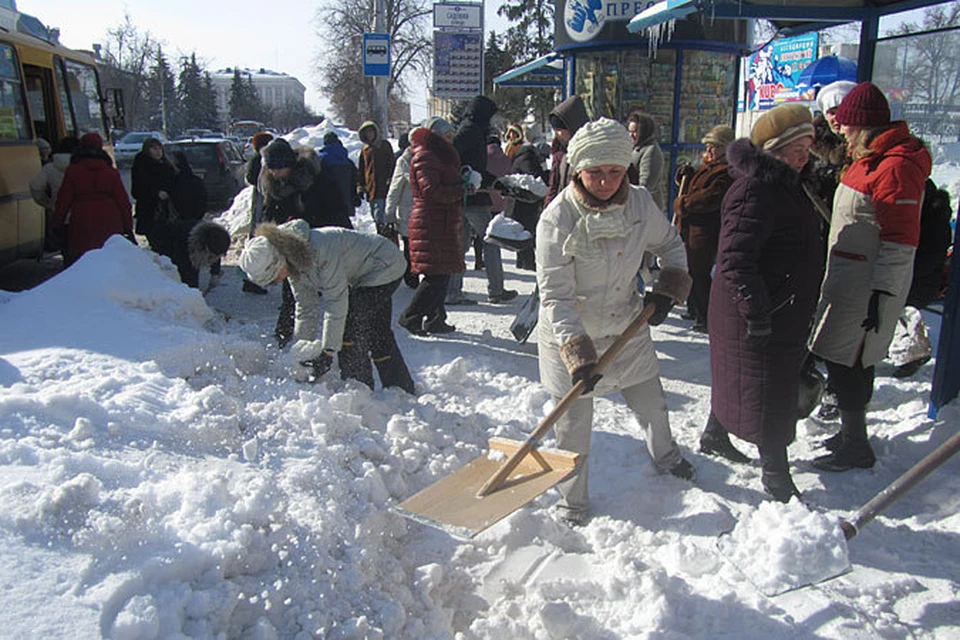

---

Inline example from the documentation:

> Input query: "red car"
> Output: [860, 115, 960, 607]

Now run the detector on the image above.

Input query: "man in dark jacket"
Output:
[672, 125, 735, 333]
[150, 220, 231, 289]
[319, 131, 359, 224]
[447, 95, 517, 304]
[544, 94, 590, 205]
[356, 121, 395, 233]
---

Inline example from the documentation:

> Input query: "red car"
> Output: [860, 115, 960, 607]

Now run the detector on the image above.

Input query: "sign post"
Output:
[432, 2, 483, 102]
[363, 32, 390, 136]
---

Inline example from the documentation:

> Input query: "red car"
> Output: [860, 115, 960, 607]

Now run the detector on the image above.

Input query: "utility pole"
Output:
[374, 0, 389, 137]
[158, 45, 168, 137]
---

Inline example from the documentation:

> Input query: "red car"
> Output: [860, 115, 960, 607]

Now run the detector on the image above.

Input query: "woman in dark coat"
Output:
[704, 104, 824, 502]
[398, 118, 465, 335]
[169, 151, 207, 222]
[131, 137, 175, 240]
[53, 133, 133, 265]
[508, 124, 550, 271]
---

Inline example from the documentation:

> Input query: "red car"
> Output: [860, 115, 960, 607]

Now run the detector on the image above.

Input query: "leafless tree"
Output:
[99, 13, 160, 130]
[315, 0, 432, 129]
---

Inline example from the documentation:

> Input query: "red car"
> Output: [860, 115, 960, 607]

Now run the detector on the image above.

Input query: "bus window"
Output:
[23, 66, 55, 142]
[55, 57, 106, 138]
[0, 43, 31, 140]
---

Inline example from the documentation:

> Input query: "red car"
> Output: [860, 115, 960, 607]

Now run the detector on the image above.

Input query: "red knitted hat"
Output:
[834, 82, 891, 127]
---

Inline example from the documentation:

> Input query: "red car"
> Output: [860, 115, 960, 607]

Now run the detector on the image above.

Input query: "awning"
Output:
[493, 53, 563, 88]
[628, 0, 698, 33]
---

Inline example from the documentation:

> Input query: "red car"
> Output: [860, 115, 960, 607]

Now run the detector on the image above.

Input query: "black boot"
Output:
[699, 413, 751, 464]
[812, 409, 876, 471]
[820, 431, 843, 452]
[759, 443, 800, 503]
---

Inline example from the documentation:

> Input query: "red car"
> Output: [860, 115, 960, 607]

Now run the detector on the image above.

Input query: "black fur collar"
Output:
[726, 138, 800, 186]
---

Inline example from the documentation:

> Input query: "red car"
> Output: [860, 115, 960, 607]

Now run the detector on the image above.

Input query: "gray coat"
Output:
[385, 147, 414, 236]
[631, 139, 666, 211]
[274, 220, 406, 351]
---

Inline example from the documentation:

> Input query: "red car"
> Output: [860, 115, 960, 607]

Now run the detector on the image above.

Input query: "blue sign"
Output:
[363, 33, 390, 77]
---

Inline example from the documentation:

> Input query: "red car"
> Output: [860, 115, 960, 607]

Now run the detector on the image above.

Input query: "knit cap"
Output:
[262, 138, 297, 169]
[566, 117, 633, 172]
[750, 104, 815, 152]
[701, 124, 735, 149]
[834, 81, 891, 127]
[79, 132, 104, 150]
[815, 80, 857, 114]
[239, 236, 285, 287]
[423, 116, 453, 136]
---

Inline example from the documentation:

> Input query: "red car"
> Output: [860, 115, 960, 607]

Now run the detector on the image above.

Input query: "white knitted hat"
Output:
[816, 81, 858, 114]
[239, 236, 285, 287]
[566, 117, 633, 172]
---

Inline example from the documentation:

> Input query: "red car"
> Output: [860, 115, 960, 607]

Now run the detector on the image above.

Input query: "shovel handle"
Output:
[841, 429, 960, 540]
[477, 303, 658, 498]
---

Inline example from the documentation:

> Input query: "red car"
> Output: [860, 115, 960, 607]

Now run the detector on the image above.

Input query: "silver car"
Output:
[114, 131, 168, 167]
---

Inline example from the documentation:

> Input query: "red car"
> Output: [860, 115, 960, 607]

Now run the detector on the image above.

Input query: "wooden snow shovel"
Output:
[723, 429, 960, 597]
[395, 303, 659, 539]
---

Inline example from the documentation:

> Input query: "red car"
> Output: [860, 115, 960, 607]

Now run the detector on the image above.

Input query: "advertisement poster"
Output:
[433, 31, 483, 99]
[746, 33, 819, 110]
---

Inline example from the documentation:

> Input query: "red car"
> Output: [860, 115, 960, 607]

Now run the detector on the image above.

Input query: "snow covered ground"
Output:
[1, 121, 958, 638]
[0, 215, 958, 638]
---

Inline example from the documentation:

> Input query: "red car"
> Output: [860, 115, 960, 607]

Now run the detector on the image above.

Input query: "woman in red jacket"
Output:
[54, 133, 133, 265]
[398, 118, 465, 335]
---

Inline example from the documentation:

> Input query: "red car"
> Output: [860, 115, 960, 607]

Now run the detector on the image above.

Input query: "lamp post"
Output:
[375, 0, 389, 137]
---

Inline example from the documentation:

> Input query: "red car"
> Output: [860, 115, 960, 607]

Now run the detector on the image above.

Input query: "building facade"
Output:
[209, 67, 306, 122]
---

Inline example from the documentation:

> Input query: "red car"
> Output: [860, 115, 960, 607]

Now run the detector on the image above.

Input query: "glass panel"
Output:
[0, 43, 32, 140]
[59, 59, 106, 138]
[55, 60, 75, 134]
[574, 49, 677, 138]
[873, 29, 960, 142]
[678, 50, 737, 144]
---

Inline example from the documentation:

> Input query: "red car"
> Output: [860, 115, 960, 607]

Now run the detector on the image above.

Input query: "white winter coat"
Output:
[29, 153, 71, 212]
[384, 147, 414, 236]
[285, 220, 407, 351]
[536, 183, 687, 396]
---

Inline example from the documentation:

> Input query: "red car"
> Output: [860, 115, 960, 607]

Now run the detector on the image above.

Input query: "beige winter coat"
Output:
[536, 181, 689, 397]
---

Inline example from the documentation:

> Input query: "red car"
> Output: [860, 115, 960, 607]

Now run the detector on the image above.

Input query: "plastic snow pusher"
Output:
[395, 304, 659, 539]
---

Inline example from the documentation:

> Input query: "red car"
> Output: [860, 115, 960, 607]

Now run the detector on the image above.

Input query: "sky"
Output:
[0, 122, 959, 637]
[20, 0, 509, 123]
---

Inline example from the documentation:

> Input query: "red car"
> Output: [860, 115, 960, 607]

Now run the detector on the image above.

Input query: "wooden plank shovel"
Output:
[395, 304, 658, 539]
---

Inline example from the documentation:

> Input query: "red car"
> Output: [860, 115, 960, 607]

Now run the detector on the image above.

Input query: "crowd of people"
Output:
[30, 81, 953, 525]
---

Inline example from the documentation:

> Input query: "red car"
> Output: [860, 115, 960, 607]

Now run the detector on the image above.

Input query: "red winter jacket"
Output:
[407, 128, 465, 275]
[54, 153, 133, 261]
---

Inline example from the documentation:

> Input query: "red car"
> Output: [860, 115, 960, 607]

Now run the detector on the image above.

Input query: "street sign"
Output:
[434, 2, 482, 30]
[433, 31, 483, 99]
[363, 33, 390, 77]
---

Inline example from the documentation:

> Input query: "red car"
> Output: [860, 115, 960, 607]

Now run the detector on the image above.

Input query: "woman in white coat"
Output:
[536, 118, 694, 526]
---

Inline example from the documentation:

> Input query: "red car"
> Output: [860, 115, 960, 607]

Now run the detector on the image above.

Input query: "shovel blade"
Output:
[395, 437, 579, 539]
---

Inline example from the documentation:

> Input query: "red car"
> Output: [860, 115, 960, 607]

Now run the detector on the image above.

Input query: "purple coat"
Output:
[708, 139, 824, 446]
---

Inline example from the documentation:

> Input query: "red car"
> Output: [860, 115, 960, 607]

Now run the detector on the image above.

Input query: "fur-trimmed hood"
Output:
[254, 219, 314, 275]
[260, 149, 323, 203]
[187, 221, 231, 269]
[726, 137, 801, 186]
[410, 127, 460, 165]
[358, 120, 380, 144]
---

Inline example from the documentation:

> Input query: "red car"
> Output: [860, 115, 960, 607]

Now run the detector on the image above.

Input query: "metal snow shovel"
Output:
[721, 429, 960, 597]
[395, 303, 659, 539]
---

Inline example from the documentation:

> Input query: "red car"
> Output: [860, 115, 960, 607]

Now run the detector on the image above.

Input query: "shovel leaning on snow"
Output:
[722, 429, 960, 596]
[395, 304, 658, 539]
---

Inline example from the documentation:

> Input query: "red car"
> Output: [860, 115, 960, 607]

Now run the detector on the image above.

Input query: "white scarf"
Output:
[562, 202, 629, 259]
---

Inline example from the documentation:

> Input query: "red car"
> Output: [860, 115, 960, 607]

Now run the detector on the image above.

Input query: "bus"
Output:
[0, 8, 114, 267]
[229, 120, 265, 140]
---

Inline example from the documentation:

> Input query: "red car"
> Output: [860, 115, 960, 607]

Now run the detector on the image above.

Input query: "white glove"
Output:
[288, 340, 325, 382]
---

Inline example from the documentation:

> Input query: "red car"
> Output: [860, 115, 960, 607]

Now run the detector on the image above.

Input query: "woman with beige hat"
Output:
[703, 104, 824, 501]
[536, 117, 694, 526]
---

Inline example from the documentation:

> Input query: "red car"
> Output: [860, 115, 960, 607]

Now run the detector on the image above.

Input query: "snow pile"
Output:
[719, 500, 850, 596]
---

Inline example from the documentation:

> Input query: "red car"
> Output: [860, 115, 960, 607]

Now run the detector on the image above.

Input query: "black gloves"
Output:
[572, 364, 602, 393]
[301, 351, 333, 382]
[746, 317, 772, 347]
[861, 290, 889, 333]
[643, 292, 674, 326]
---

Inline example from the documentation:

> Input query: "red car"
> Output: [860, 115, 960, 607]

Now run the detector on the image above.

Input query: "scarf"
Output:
[562, 179, 630, 259]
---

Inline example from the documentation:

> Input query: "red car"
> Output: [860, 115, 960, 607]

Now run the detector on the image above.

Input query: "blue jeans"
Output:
[447, 205, 505, 300]
[370, 198, 387, 227]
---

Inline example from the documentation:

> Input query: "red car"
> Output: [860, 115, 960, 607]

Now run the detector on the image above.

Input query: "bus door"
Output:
[23, 64, 57, 145]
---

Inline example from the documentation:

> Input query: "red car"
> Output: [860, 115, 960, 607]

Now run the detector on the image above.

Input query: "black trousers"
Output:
[824, 359, 875, 411]
[400, 274, 450, 330]
[339, 278, 415, 394]
[275, 279, 296, 348]
[682, 223, 718, 326]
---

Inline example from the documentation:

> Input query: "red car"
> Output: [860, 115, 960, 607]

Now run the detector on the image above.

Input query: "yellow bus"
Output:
[0, 10, 113, 267]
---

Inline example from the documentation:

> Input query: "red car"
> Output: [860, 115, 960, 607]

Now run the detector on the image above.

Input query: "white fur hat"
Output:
[239, 236, 285, 287]
[816, 80, 858, 114]
[566, 117, 633, 173]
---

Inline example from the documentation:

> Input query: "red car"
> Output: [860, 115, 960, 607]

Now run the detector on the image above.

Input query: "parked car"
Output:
[114, 131, 168, 166]
[165, 139, 246, 210]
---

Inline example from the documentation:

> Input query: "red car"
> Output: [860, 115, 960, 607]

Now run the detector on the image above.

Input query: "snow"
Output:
[0, 129, 958, 638]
